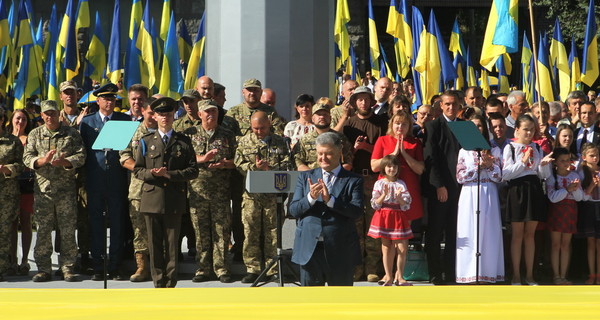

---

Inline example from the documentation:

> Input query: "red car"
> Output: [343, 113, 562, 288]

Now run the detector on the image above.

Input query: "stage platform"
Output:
[2, 286, 599, 319]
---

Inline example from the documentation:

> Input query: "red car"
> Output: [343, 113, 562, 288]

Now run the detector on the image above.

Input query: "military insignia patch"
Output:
[150, 145, 156, 151]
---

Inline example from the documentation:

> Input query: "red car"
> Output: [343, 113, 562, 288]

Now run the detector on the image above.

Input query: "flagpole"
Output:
[528, 0, 542, 103]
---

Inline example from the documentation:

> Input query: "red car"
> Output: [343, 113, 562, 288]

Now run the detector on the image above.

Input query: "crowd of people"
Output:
[1, 72, 600, 287]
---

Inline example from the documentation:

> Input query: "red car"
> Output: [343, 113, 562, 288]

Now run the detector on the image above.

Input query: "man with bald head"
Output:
[372, 77, 392, 116]
[260, 88, 277, 107]
[234, 111, 290, 284]
[331, 79, 358, 132]
[196, 76, 215, 100]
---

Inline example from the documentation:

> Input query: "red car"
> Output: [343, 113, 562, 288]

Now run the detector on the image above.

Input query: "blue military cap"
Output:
[150, 97, 177, 113]
[93, 83, 119, 98]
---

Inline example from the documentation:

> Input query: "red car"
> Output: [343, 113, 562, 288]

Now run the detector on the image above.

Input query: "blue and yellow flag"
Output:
[334, 0, 350, 66]
[47, 41, 59, 102]
[159, 11, 183, 99]
[125, 24, 141, 89]
[536, 34, 554, 102]
[177, 19, 192, 68]
[495, 53, 510, 94]
[479, 68, 491, 98]
[42, 4, 57, 64]
[106, 0, 121, 84]
[410, 5, 425, 108]
[453, 53, 464, 91]
[367, 0, 380, 79]
[0, 0, 10, 49]
[348, 45, 361, 84]
[184, 10, 205, 90]
[415, 10, 456, 105]
[480, 0, 518, 71]
[521, 32, 534, 104]
[159, 0, 170, 42]
[59, 0, 79, 80]
[449, 18, 466, 58]
[569, 37, 582, 92]
[379, 44, 393, 79]
[387, 0, 411, 78]
[84, 11, 106, 83]
[15, 0, 32, 47]
[137, 0, 156, 89]
[75, 0, 89, 30]
[581, 0, 598, 86]
[550, 18, 570, 101]
[466, 47, 477, 87]
[129, 0, 142, 40]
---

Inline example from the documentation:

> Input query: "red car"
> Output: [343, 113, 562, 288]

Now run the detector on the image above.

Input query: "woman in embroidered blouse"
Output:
[284, 94, 315, 149]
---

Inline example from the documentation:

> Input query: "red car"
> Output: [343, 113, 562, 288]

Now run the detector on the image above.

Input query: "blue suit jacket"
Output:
[289, 168, 363, 270]
[79, 111, 131, 193]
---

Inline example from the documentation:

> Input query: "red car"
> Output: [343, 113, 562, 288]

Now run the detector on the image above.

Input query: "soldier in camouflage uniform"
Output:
[119, 89, 156, 282]
[330, 79, 358, 132]
[227, 78, 286, 260]
[0, 108, 24, 281]
[234, 111, 290, 284]
[173, 89, 202, 133]
[185, 100, 236, 283]
[23, 100, 86, 282]
[295, 103, 354, 171]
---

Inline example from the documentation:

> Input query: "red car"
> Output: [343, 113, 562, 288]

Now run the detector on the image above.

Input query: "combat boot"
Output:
[130, 253, 150, 282]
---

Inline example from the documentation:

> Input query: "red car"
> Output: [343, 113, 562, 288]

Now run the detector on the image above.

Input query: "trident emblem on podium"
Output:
[274, 173, 288, 191]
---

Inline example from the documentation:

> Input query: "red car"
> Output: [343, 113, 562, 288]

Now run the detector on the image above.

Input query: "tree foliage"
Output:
[534, 0, 599, 48]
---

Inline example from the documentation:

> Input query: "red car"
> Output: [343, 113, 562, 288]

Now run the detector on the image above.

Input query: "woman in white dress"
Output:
[283, 94, 315, 149]
[455, 114, 505, 284]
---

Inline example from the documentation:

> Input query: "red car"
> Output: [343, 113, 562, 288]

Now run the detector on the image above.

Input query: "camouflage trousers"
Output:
[0, 181, 19, 274]
[129, 199, 148, 254]
[190, 199, 231, 277]
[355, 174, 381, 276]
[33, 191, 78, 274]
[242, 192, 277, 275]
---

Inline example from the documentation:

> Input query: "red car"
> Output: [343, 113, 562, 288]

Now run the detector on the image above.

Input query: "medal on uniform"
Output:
[150, 145, 156, 151]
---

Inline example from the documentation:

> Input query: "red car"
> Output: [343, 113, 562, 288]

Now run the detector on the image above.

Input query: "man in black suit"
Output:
[289, 132, 364, 286]
[372, 77, 392, 116]
[423, 91, 463, 284]
[571, 101, 599, 156]
[134, 97, 198, 288]
[79, 83, 132, 280]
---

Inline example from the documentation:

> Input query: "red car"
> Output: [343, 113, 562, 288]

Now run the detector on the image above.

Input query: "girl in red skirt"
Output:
[368, 155, 412, 286]
[546, 148, 583, 285]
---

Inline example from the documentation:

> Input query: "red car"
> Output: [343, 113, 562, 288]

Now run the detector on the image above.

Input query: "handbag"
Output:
[403, 248, 429, 281]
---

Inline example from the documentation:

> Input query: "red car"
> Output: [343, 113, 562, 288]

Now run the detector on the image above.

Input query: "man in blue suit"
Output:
[79, 83, 131, 280]
[289, 132, 364, 286]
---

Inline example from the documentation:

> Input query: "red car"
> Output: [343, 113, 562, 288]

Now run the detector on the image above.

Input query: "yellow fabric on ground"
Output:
[1, 286, 599, 319]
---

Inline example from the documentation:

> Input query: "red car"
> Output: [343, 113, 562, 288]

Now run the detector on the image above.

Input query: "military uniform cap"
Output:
[151, 97, 177, 113]
[349, 86, 376, 108]
[243, 78, 262, 89]
[59, 80, 78, 92]
[181, 89, 201, 100]
[41, 100, 59, 113]
[312, 103, 331, 115]
[198, 99, 219, 112]
[93, 83, 119, 98]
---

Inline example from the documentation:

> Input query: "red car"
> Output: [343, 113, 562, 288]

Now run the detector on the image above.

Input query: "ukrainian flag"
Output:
[569, 37, 582, 92]
[160, 0, 170, 42]
[137, 1, 156, 89]
[480, 68, 491, 98]
[184, 11, 205, 90]
[367, 0, 380, 79]
[537, 34, 554, 102]
[410, 6, 425, 108]
[47, 43, 59, 102]
[581, 0, 598, 87]
[521, 32, 534, 104]
[59, 0, 79, 80]
[496, 53, 510, 94]
[178, 19, 192, 69]
[480, 0, 518, 71]
[466, 47, 477, 87]
[125, 25, 142, 89]
[415, 10, 456, 105]
[349, 45, 361, 84]
[549, 18, 570, 101]
[106, 0, 121, 84]
[159, 11, 183, 99]
[0, 0, 9, 49]
[453, 53, 464, 91]
[75, 0, 89, 31]
[44, 5, 58, 90]
[334, 0, 350, 65]
[84, 11, 106, 84]
[129, 0, 142, 40]
[449, 18, 466, 58]
[15, 0, 32, 48]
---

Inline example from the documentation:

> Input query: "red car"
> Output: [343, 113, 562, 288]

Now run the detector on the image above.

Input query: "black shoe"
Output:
[91, 273, 105, 281]
[192, 274, 210, 283]
[219, 274, 233, 283]
[109, 272, 128, 281]
[32, 272, 51, 282]
[54, 269, 63, 277]
[241, 273, 259, 284]
[430, 276, 446, 285]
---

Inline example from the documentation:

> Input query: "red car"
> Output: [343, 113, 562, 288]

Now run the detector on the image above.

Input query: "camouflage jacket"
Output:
[119, 122, 155, 200]
[227, 102, 286, 136]
[294, 130, 353, 169]
[173, 114, 202, 133]
[23, 124, 86, 194]
[234, 132, 290, 175]
[0, 133, 24, 191]
[59, 108, 81, 128]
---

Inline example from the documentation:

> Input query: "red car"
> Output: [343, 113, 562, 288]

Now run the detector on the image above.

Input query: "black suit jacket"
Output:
[289, 168, 363, 271]
[423, 116, 463, 193]
[571, 125, 600, 155]
[134, 131, 198, 214]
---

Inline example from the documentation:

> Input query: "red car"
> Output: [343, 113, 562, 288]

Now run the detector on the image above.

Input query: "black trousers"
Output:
[299, 242, 354, 286]
[144, 212, 182, 288]
[425, 192, 459, 283]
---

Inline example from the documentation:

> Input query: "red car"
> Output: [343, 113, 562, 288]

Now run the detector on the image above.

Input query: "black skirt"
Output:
[578, 201, 600, 238]
[506, 174, 547, 223]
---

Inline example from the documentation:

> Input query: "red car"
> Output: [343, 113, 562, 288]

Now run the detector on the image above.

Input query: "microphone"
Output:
[283, 137, 292, 153]
[283, 137, 295, 170]
[263, 136, 272, 159]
